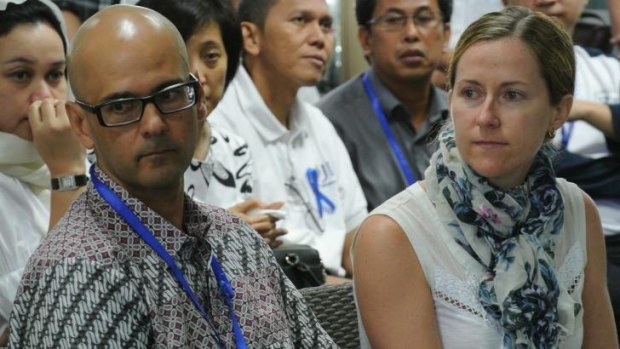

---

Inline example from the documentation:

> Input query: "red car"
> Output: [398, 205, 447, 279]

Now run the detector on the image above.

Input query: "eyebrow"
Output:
[384, 6, 432, 15]
[1, 57, 66, 67]
[319, 12, 334, 22]
[294, 9, 333, 22]
[98, 78, 185, 103]
[199, 40, 223, 49]
[456, 79, 530, 88]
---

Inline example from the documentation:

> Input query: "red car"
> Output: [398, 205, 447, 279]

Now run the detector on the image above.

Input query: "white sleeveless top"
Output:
[356, 179, 587, 348]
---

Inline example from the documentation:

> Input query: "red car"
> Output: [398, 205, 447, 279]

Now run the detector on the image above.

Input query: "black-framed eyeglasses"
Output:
[76, 74, 200, 127]
[367, 8, 441, 33]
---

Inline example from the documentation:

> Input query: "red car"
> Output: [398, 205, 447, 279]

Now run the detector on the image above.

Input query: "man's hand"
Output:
[229, 199, 287, 247]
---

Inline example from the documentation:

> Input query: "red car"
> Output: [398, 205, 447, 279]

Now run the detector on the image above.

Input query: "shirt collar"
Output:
[367, 68, 404, 117]
[89, 164, 211, 254]
[367, 68, 449, 124]
[233, 66, 306, 143]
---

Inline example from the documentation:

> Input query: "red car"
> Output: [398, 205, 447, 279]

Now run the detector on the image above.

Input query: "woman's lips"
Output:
[473, 140, 507, 149]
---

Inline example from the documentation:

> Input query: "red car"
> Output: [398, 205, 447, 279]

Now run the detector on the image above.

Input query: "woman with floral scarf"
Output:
[353, 6, 617, 349]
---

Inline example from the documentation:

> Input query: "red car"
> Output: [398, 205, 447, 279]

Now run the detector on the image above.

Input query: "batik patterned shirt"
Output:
[9, 166, 336, 348]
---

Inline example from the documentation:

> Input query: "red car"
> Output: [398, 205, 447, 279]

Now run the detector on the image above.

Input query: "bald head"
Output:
[68, 5, 189, 100]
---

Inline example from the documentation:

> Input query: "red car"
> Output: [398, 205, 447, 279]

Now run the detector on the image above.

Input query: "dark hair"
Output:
[356, 0, 452, 27]
[136, 0, 241, 86]
[51, 0, 100, 23]
[0, 0, 67, 53]
[448, 6, 575, 105]
[237, 0, 277, 29]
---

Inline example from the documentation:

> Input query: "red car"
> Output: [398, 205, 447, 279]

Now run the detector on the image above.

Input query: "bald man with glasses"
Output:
[8, 5, 335, 348]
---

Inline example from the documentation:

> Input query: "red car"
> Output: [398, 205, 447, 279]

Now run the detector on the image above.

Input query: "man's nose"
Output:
[139, 102, 169, 137]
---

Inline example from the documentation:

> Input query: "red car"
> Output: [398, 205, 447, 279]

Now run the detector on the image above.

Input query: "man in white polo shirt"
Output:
[210, 0, 367, 278]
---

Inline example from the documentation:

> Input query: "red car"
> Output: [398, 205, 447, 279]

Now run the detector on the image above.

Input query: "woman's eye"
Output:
[462, 88, 478, 99]
[504, 90, 524, 101]
[47, 70, 65, 82]
[203, 52, 221, 63]
[9, 71, 30, 81]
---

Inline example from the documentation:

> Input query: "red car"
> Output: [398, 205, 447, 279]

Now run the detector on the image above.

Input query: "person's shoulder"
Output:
[574, 45, 620, 69]
[369, 182, 436, 232]
[209, 103, 233, 128]
[354, 213, 411, 261]
[209, 124, 249, 150]
[318, 74, 365, 106]
[317, 74, 366, 118]
[298, 103, 349, 148]
[209, 88, 244, 127]
[577, 45, 616, 59]
[555, 177, 586, 200]
[299, 100, 338, 128]
[25, 193, 119, 279]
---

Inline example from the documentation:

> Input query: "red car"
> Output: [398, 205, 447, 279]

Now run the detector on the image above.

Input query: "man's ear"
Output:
[441, 22, 451, 47]
[241, 21, 261, 57]
[66, 101, 96, 150]
[196, 85, 208, 122]
[357, 25, 372, 58]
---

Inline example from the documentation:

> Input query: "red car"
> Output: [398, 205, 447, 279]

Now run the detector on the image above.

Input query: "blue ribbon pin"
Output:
[306, 168, 335, 218]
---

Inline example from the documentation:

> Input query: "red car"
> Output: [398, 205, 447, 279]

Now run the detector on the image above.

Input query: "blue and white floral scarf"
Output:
[425, 129, 580, 348]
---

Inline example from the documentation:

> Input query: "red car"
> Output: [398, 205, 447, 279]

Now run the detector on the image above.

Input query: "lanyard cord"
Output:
[90, 166, 247, 349]
[362, 72, 416, 186]
[210, 255, 247, 349]
[561, 121, 574, 149]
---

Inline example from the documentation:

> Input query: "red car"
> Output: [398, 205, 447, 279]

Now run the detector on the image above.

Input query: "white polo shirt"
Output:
[210, 66, 368, 275]
[560, 46, 620, 158]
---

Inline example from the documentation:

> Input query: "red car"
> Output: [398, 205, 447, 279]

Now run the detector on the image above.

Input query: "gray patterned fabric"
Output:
[9, 166, 337, 348]
[300, 283, 359, 349]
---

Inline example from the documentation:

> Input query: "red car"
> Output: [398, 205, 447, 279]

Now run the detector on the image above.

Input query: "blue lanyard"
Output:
[561, 122, 574, 148]
[362, 72, 416, 185]
[90, 166, 247, 349]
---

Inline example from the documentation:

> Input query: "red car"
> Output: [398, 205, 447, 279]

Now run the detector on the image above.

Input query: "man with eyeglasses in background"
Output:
[318, 0, 451, 211]
[8, 4, 336, 348]
[210, 0, 368, 280]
